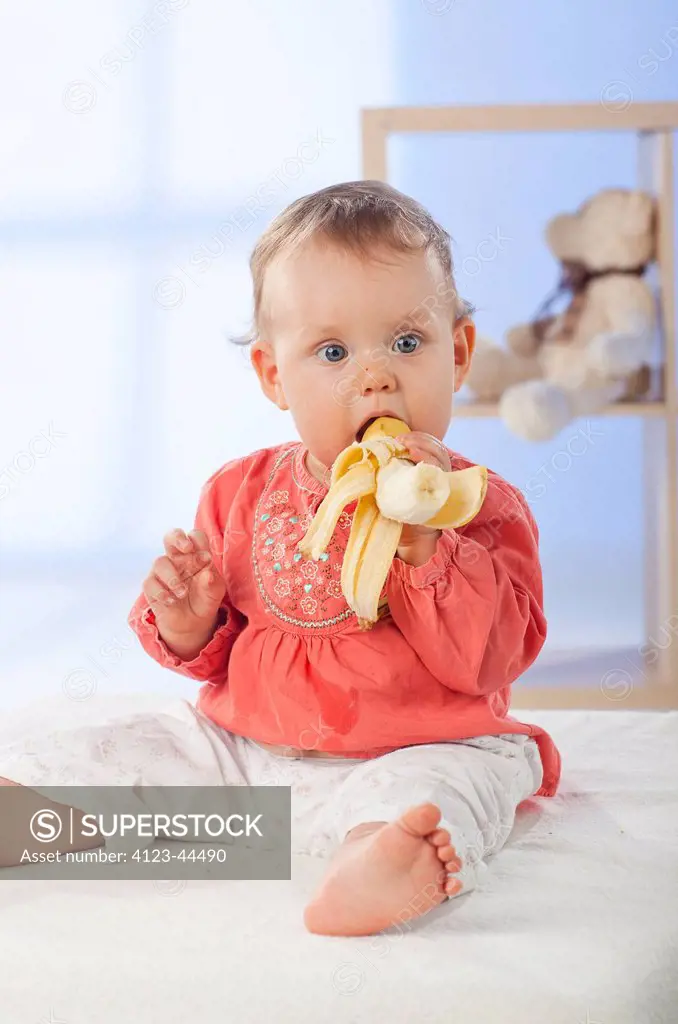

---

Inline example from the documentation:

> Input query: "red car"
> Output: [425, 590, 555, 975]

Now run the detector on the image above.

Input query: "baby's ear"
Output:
[250, 339, 289, 410]
[452, 317, 476, 391]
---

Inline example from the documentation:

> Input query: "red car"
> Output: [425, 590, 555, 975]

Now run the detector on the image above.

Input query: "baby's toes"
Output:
[427, 831, 463, 877]
[427, 827, 450, 848]
[445, 876, 463, 897]
[436, 843, 461, 870]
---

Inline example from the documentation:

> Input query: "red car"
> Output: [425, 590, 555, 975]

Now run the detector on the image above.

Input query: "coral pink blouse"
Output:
[128, 442, 561, 797]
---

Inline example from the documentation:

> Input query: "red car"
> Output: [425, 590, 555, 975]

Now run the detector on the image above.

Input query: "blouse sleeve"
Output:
[127, 460, 247, 685]
[385, 476, 546, 697]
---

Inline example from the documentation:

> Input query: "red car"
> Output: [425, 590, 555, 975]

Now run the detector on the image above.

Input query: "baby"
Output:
[0, 181, 561, 936]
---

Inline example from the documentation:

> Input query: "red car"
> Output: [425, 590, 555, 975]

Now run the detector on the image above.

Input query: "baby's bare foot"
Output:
[303, 803, 463, 936]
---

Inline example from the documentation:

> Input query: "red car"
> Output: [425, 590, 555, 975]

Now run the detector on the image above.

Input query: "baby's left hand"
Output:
[393, 432, 450, 549]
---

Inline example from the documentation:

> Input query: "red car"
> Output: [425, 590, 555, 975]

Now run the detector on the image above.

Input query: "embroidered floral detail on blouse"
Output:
[252, 447, 355, 629]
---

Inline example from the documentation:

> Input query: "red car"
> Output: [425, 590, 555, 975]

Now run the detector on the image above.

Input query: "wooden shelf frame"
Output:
[453, 400, 669, 419]
[362, 102, 678, 709]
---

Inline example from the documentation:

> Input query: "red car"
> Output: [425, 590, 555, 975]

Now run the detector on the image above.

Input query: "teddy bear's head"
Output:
[545, 188, 655, 273]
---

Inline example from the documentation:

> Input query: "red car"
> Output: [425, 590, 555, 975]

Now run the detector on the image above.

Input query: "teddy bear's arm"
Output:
[583, 276, 656, 379]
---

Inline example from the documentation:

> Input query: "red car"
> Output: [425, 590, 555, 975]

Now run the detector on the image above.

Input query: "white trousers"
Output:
[0, 698, 543, 897]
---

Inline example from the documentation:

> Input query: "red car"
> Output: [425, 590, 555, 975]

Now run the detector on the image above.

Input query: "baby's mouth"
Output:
[355, 410, 406, 442]
[355, 416, 379, 443]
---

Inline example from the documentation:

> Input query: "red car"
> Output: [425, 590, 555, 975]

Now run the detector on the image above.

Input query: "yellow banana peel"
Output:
[298, 417, 488, 630]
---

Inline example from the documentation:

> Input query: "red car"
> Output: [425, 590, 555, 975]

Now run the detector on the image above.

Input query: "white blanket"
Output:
[1, 694, 677, 1024]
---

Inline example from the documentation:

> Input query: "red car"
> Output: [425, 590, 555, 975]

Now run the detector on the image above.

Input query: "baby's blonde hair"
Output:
[240, 180, 473, 341]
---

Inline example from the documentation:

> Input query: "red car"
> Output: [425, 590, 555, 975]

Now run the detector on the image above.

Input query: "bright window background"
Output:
[1, 0, 676, 709]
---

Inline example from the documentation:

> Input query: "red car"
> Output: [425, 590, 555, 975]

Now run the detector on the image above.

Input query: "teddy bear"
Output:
[465, 188, 658, 441]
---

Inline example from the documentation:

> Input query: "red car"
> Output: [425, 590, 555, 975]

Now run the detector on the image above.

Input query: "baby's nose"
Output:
[363, 376, 392, 394]
[360, 353, 395, 392]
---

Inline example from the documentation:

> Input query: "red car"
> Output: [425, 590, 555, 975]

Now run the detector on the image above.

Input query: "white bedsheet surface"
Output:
[0, 693, 677, 1024]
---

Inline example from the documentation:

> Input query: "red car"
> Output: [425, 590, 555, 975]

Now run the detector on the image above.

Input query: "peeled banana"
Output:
[298, 417, 488, 630]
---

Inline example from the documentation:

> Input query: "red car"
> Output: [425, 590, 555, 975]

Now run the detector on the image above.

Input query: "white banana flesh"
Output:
[376, 458, 450, 525]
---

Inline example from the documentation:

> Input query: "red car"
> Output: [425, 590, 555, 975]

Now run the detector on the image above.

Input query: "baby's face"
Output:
[251, 239, 474, 474]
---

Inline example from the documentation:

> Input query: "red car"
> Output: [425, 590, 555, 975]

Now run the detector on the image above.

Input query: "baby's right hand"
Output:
[142, 528, 227, 653]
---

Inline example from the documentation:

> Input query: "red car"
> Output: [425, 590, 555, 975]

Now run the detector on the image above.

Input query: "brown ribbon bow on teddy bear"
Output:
[531, 259, 652, 345]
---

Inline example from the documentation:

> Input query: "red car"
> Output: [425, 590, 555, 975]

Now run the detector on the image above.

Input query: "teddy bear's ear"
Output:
[617, 191, 656, 248]
[579, 189, 656, 270]
[545, 212, 581, 262]
[544, 189, 656, 271]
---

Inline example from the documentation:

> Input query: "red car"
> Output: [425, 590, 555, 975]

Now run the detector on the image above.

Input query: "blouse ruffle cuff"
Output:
[134, 604, 232, 669]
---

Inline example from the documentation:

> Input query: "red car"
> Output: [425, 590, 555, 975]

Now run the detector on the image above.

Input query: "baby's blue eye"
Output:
[393, 333, 420, 354]
[318, 343, 348, 363]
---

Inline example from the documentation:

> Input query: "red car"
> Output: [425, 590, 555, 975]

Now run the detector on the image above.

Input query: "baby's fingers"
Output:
[186, 529, 214, 558]
[163, 528, 214, 576]
[163, 528, 193, 556]
[189, 531, 225, 582]
[152, 554, 191, 599]
[395, 433, 450, 471]
[143, 570, 179, 610]
[187, 561, 226, 618]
